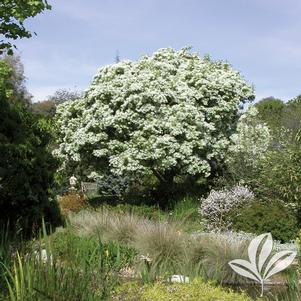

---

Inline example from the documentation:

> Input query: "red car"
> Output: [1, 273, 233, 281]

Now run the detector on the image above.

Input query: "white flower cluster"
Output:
[199, 185, 255, 231]
[227, 105, 271, 168]
[54, 47, 254, 181]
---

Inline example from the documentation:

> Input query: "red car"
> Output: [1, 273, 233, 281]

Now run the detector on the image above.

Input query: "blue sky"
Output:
[14, 0, 301, 102]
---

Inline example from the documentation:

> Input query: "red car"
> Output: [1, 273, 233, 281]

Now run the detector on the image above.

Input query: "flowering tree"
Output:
[54, 48, 254, 196]
[227, 106, 271, 168]
[223, 105, 271, 187]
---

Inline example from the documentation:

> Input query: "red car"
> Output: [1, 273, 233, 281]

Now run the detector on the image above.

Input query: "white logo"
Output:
[229, 233, 296, 297]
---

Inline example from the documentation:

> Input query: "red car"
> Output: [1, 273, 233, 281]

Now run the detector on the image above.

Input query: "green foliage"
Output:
[284, 95, 301, 139]
[1, 228, 134, 300]
[223, 106, 271, 188]
[255, 143, 301, 211]
[31, 89, 82, 118]
[255, 97, 285, 131]
[1, 53, 32, 105]
[0, 226, 12, 294]
[31, 99, 56, 117]
[87, 196, 201, 231]
[171, 197, 201, 232]
[68, 207, 258, 285]
[232, 200, 299, 242]
[50, 229, 136, 270]
[112, 279, 254, 301]
[0, 0, 51, 54]
[256, 95, 301, 141]
[0, 60, 61, 232]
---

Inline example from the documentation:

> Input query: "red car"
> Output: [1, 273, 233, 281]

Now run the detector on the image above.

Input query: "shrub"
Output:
[58, 192, 88, 215]
[255, 143, 301, 213]
[199, 186, 254, 231]
[112, 278, 253, 301]
[232, 200, 299, 242]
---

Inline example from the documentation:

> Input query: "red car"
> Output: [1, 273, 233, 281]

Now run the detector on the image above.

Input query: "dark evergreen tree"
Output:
[0, 61, 61, 233]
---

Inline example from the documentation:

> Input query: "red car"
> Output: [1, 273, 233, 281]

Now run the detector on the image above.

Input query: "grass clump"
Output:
[134, 221, 189, 280]
[68, 207, 255, 285]
[190, 232, 250, 284]
[1, 226, 135, 301]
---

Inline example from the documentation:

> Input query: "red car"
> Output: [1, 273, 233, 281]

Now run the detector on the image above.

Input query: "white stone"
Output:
[170, 274, 189, 283]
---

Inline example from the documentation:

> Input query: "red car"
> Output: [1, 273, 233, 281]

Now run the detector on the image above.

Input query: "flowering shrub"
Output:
[199, 185, 254, 230]
[54, 47, 254, 195]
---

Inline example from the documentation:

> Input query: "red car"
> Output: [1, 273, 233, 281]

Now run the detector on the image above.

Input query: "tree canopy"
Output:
[0, 60, 60, 230]
[31, 88, 82, 117]
[255, 97, 285, 131]
[1, 53, 32, 104]
[0, 0, 51, 54]
[55, 48, 254, 198]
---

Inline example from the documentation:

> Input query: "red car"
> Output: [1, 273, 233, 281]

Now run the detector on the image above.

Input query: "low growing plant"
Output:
[112, 278, 254, 301]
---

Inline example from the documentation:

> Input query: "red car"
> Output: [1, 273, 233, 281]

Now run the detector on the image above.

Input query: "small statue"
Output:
[69, 174, 77, 191]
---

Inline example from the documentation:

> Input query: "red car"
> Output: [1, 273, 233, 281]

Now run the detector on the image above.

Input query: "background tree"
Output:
[0, 60, 61, 232]
[47, 88, 82, 104]
[224, 105, 271, 187]
[1, 52, 32, 105]
[283, 95, 301, 138]
[0, 0, 51, 54]
[31, 99, 56, 117]
[255, 97, 284, 131]
[31, 88, 82, 117]
[255, 95, 301, 143]
[55, 48, 255, 203]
